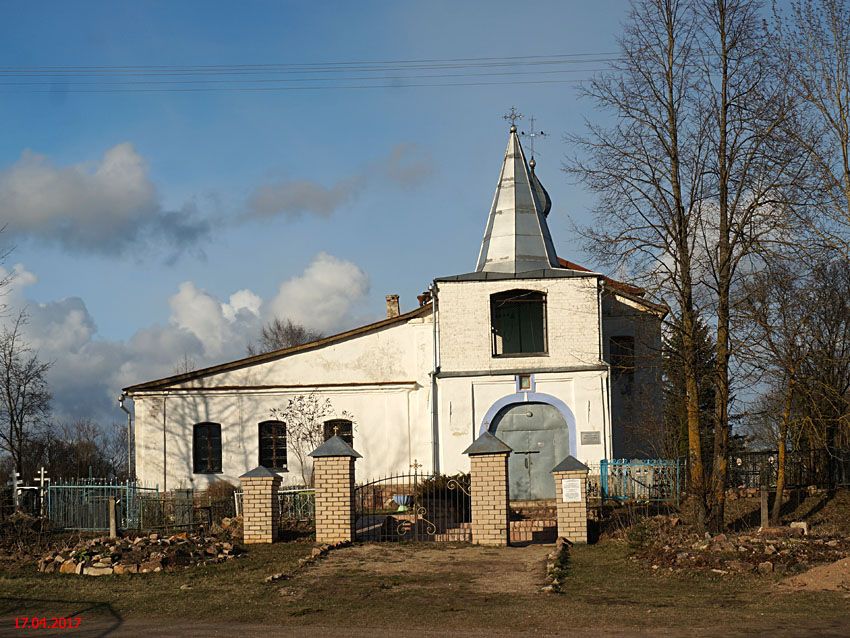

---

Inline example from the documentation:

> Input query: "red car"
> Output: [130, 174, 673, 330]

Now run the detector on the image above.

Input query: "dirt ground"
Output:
[2, 540, 849, 637]
[781, 557, 850, 592]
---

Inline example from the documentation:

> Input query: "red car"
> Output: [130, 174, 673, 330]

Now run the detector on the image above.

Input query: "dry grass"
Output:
[1, 539, 848, 636]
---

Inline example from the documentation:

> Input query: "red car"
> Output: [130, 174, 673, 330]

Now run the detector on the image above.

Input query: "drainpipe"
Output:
[597, 278, 613, 461]
[118, 393, 133, 481]
[161, 394, 168, 492]
[429, 281, 441, 474]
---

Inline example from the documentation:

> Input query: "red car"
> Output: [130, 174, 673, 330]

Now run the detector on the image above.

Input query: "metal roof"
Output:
[435, 268, 592, 282]
[551, 455, 589, 473]
[308, 435, 362, 458]
[123, 303, 432, 393]
[474, 126, 560, 274]
[462, 431, 512, 455]
[239, 465, 280, 479]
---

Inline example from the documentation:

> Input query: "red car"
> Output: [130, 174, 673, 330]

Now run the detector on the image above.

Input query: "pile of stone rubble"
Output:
[36, 532, 245, 576]
[631, 515, 850, 576]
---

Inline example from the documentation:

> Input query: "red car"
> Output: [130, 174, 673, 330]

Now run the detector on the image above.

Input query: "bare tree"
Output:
[0, 312, 52, 481]
[173, 352, 197, 375]
[738, 264, 815, 523]
[773, 0, 850, 255]
[270, 393, 354, 486]
[247, 319, 324, 356]
[695, 0, 810, 531]
[566, 0, 712, 527]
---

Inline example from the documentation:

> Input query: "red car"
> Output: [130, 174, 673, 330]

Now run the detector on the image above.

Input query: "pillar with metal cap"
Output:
[239, 466, 282, 544]
[309, 435, 362, 544]
[463, 431, 512, 546]
[551, 455, 589, 544]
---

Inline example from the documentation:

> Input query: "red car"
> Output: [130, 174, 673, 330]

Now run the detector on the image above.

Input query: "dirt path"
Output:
[302, 542, 551, 595]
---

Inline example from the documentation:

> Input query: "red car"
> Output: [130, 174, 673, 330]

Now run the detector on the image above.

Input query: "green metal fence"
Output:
[47, 480, 159, 531]
[599, 459, 682, 504]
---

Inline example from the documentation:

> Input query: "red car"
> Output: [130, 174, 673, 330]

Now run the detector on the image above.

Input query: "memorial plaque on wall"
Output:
[580, 431, 601, 445]
[561, 478, 583, 503]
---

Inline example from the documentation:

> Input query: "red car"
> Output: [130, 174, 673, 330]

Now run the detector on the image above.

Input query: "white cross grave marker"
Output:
[34, 466, 50, 517]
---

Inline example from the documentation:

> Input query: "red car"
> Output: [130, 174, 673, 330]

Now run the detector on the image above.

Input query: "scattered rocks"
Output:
[541, 536, 572, 593]
[628, 514, 849, 578]
[37, 533, 246, 577]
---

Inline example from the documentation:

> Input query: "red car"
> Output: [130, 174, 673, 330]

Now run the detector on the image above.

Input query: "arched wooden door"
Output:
[490, 402, 570, 500]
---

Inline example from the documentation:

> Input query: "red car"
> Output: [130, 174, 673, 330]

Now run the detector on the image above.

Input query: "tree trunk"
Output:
[771, 377, 794, 525]
[707, 0, 731, 534]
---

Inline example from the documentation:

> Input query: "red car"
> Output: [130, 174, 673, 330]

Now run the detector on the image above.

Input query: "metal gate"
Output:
[354, 472, 471, 542]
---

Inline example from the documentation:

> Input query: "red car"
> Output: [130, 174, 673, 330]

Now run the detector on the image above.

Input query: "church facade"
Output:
[124, 125, 665, 500]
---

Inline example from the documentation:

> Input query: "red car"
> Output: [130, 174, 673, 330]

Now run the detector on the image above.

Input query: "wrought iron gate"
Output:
[354, 472, 471, 542]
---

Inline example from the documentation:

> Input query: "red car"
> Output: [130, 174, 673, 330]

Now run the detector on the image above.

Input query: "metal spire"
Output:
[475, 124, 559, 274]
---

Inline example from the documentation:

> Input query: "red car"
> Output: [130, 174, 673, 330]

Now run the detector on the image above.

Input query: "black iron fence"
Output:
[727, 449, 850, 490]
[354, 472, 471, 542]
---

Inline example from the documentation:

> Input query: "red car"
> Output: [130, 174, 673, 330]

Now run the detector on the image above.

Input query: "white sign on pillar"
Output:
[561, 478, 582, 503]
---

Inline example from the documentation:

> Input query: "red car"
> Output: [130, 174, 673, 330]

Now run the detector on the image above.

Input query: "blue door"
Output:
[490, 403, 570, 500]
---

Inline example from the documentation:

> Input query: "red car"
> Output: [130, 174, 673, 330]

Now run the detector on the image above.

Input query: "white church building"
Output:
[124, 124, 665, 501]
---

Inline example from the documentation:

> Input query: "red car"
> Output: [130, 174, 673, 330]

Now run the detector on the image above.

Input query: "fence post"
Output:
[239, 467, 282, 544]
[108, 497, 117, 538]
[463, 432, 512, 547]
[551, 456, 589, 544]
[309, 435, 361, 544]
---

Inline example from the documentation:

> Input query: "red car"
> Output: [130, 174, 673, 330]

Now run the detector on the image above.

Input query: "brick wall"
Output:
[552, 469, 588, 543]
[469, 452, 510, 546]
[437, 278, 601, 374]
[241, 475, 282, 544]
[313, 456, 356, 544]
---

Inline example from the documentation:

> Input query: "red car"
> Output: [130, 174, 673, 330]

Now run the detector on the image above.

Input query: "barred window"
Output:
[259, 420, 287, 470]
[323, 419, 354, 447]
[193, 422, 222, 474]
[491, 289, 547, 356]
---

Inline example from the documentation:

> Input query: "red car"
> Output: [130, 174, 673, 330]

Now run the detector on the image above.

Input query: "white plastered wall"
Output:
[131, 315, 436, 489]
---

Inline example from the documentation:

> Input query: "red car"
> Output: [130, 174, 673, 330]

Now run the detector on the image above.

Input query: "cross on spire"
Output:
[521, 115, 548, 159]
[502, 106, 524, 128]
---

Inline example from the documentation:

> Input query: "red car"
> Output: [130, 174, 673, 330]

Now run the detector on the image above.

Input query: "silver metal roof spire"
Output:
[475, 124, 559, 273]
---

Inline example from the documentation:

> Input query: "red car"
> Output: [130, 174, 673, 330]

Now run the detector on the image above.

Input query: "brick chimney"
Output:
[385, 294, 400, 318]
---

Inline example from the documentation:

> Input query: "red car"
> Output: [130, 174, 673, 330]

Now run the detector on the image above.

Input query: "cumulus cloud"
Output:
[0, 253, 371, 424]
[268, 252, 370, 333]
[0, 144, 210, 256]
[244, 143, 433, 220]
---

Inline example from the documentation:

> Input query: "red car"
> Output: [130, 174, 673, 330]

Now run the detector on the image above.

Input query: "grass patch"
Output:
[1, 539, 848, 634]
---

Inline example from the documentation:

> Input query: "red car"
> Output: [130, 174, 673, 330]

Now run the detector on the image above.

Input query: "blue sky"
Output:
[0, 1, 631, 422]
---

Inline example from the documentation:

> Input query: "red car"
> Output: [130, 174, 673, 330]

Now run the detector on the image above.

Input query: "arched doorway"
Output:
[490, 402, 570, 500]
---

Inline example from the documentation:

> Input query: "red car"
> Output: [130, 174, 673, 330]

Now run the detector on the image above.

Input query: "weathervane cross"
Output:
[521, 115, 548, 158]
[502, 106, 524, 127]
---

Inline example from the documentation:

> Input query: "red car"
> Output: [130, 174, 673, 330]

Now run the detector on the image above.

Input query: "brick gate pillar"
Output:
[551, 456, 589, 544]
[239, 466, 282, 544]
[463, 431, 512, 547]
[309, 436, 362, 544]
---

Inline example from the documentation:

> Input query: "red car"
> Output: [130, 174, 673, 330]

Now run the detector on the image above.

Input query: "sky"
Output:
[0, 1, 634, 425]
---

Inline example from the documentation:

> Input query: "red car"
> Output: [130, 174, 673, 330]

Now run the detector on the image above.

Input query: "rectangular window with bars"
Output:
[193, 422, 222, 474]
[323, 419, 354, 447]
[259, 420, 287, 470]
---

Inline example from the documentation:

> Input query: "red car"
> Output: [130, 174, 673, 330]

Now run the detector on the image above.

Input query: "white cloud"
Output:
[268, 252, 370, 333]
[0, 144, 210, 256]
[0, 253, 371, 424]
